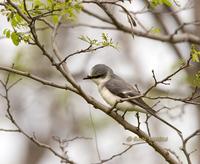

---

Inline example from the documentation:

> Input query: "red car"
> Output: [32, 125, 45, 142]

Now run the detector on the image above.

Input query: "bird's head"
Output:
[83, 64, 113, 85]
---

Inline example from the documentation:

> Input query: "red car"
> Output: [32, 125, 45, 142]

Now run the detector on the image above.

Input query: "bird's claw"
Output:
[122, 110, 128, 119]
[135, 112, 140, 131]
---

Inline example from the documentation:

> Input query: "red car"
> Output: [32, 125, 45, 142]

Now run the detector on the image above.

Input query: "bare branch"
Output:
[0, 72, 75, 164]
[184, 129, 200, 144]
[0, 66, 77, 93]
[165, 149, 183, 164]
[0, 128, 20, 132]
[82, 1, 200, 44]
[52, 136, 92, 143]
[94, 142, 146, 164]
[178, 129, 200, 164]
[58, 45, 93, 65]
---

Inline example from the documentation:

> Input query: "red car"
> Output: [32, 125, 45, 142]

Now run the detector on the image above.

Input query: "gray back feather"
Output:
[105, 74, 156, 113]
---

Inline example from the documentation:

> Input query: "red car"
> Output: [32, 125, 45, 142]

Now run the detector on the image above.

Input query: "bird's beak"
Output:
[83, 75, 92, 80]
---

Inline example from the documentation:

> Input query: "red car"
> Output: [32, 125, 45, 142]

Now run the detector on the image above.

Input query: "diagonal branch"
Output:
[179, 129, 200, 164]
[0, 66, 77, 93]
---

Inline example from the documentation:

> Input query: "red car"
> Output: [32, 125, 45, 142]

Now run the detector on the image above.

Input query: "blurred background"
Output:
[0, 0, 200, 163]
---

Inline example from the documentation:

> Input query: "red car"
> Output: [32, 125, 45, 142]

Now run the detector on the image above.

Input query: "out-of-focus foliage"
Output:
[191, 44, 200, 63]
[1, 0, 82, 45]
[79, 33, 118, 49]
[150, 0, 174, 8]
[186, 44, 200, 86]
[150, 27, 161, 34]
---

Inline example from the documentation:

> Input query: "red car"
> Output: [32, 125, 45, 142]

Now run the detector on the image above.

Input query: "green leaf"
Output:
[192, 53, 200, 62]
[79, 33, 118, 49]
[11, 17, 18, 27]
[52, 15, 59, 24]
[150, 27, 161, 34]
[191, 44, 200, 63]
[15, 13, 22, 23]
[162, 0, 172, 7]
[196, 71, 200, 80]
[6, 30, 11, 38]
[33, 0, 45, 8]
[79, 35, 87, 42]
[3, 29, 7, 35]
[102, 33, 108, 42]
[150, 0, 172, 8]
[11, 32, 20, 46]
[150, 0, 161, 8]
[3, 29, 11, 38]
[22, 34, 31, 43]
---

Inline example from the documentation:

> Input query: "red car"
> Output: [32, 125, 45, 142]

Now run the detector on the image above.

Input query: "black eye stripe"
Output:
[91, 75, 102, 79]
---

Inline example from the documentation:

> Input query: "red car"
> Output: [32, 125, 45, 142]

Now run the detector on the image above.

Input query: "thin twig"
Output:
[0, 66, 77, 93]
[89, 110, 101, 161]
[94, 142, 146, 164]
[0, 72, 74, 163]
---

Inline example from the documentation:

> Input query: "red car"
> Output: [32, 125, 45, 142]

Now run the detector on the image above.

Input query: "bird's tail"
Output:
[146, 107, 181, 134]
[131, 100, 181, 134]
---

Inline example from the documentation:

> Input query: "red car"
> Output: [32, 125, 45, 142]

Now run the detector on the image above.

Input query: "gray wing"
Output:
[105, 75, 156, 113]
[105, 75, 139, 98]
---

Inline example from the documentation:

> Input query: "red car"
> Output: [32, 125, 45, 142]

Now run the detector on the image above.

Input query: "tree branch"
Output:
[0, 73, 75, 164]
[0, 66, 77, 93]
[82, 1, 200, 44]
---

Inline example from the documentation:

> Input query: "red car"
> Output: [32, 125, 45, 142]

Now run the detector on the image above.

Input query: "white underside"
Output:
[99, 86, 147, 113]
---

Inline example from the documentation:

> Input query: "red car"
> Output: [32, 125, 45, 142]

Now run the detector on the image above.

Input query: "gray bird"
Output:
[84, 64, 181, 133]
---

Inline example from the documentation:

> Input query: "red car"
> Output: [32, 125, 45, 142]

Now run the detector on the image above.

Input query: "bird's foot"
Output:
[107, 101, 119, 114]
[122, 110, 128, 119]
[135, 112, 140, 131]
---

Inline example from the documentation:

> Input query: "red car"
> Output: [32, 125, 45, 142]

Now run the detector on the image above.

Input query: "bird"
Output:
[83, 64, 181, 133]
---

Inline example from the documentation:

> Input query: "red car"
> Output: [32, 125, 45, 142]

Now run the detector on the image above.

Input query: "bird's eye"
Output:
[92, 74, 103, 78]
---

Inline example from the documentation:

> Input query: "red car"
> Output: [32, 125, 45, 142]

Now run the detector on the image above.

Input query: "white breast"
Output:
[99, 86, 146, 113]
